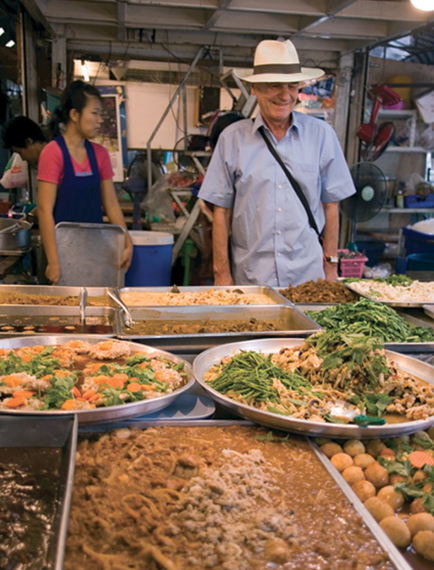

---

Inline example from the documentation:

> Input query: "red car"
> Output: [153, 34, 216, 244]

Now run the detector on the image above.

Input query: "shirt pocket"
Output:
[288, 162, 319, 201]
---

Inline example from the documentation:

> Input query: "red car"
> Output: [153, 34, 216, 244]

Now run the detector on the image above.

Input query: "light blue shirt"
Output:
[199, 111, 356, 287]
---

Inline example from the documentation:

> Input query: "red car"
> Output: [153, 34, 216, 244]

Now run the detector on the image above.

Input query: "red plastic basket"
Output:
[338, 249, 368, 278]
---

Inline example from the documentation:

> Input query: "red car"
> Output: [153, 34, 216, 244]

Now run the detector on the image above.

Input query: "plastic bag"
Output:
[0, 153, 28, 189]
[141, 172, 197, 223]
[420, 124, 434, 152]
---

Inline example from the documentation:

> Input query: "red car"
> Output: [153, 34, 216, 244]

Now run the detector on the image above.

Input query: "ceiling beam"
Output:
[203, 0, 234, 31]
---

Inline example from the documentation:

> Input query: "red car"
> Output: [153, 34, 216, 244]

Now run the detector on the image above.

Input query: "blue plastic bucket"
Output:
[407, 253, 434, 272]
[125, 231, 174, 286]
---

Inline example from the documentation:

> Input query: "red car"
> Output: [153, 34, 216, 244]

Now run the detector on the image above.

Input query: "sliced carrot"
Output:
[111, 373, 129, 383]
[6, 396, 28, 408]
[89, 404, 96, 409]
[61, 399, 77, 411]
[127, 382, 142, 393]
[42, 374, 52, 382]
[105, 376, 125, 389]
[408, 451, 434, 468]
[76, 397, 86, 402]
[139, 361, 151, 370]
[72, 386, 81, 398]
[94, 375, 111, 384]
[82, 389, 97, 400]
[142, 383, 156, 391]
[54, 370, 69, 378]
[129, 377, 138, 383]
[88, 394, 100, 403]
[12, 390, 35, 398]
[4, 376, 22, 387]
[20, 354, 33, 362]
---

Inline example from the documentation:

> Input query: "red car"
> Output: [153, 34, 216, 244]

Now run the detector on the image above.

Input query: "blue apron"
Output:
[53, 136, 103, 224]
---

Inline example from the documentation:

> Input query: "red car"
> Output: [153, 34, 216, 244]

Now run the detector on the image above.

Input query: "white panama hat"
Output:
[234, 39, 324, 83]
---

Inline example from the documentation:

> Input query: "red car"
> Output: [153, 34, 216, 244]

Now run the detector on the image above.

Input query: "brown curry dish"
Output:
[279, 278, 359, 303]
[124, 317, 278, 335]
[0, 291, 108, 306]
[65, 425, 396, 570]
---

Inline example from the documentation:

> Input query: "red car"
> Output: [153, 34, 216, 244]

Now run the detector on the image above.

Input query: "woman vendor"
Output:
[37, 80, 133, 285]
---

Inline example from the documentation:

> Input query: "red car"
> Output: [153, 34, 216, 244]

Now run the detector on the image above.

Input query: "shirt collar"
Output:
[252, 111, 299, 138]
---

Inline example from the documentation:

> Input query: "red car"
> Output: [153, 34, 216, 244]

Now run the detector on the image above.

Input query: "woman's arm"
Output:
[100, 178, 133, 272]
[37, 180, 61, 284]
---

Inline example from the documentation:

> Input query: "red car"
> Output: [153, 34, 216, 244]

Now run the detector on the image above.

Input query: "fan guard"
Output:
[340, 162, 388, 224]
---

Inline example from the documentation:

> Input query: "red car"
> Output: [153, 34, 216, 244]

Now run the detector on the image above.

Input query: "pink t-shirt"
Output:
[37, 140, 114, 185]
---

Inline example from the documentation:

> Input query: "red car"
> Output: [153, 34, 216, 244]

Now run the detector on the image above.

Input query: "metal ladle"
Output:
[79, 287, 88, 325]
[108, 289, 134, 328]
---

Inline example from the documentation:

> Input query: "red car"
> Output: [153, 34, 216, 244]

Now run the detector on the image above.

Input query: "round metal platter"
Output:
[0, 335, 194, 425]
[193, 337, 434, 439]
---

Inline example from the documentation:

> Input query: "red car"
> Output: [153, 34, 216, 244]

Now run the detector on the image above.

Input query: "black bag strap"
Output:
[258, 125, 320, 236]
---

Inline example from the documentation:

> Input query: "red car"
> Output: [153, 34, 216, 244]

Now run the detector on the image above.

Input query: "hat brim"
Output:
[233, 67, 324, 83]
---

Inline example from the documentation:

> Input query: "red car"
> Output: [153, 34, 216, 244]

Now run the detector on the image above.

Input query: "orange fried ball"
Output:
[352, 480, 376, 503]
[380, 516, 411, 549]
[364, 462, 389, 488]
[364, 497, 394, 522]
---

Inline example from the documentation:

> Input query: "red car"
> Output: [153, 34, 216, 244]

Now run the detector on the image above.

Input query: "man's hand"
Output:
[214, 271, 234, 286]
[324, 261, 338, 281]
[46, 262, 61, 285]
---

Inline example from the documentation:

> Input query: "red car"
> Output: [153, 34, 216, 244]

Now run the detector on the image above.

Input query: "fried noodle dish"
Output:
[121, 287, 275, 306]
[204, 331, 434, 424]
[0, 340, 188, 412]
[64, 425, 395, 570]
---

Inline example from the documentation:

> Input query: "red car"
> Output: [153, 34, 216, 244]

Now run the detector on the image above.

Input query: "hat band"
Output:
[253, 63, 301, 75]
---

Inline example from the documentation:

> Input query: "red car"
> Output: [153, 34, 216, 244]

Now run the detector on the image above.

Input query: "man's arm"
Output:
[322, 201, 339, 281]
[213, 205, 234, 285]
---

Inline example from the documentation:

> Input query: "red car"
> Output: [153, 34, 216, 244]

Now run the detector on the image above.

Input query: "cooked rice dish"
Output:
[121, 288, 275, 306]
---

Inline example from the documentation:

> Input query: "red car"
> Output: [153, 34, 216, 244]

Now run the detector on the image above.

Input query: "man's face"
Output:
[251, 82, 299, 125]
[11, 140, 42, 168]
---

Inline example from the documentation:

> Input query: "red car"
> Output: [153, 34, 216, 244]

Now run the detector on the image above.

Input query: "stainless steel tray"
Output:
[0, 335, 194, 425]
[0, 285, 113, 306]
[0, 305, 117, 337]
[193, 337, 434, 438]
[76, 419, 409, 570]
[55, 222, 125, 288]
[297, 303, 434, 354]
[342, 280, 434, 308]
[119, 285, 291, 306]
[424, 304, 434, 320]
[311, 439, 411, 570]
[0, 414, 77, 570]
[115, 305, 321, 350]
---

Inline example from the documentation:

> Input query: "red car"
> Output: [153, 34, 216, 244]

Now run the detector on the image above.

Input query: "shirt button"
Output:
[278, 185, 282, 189]
[277, 231, 281, 235]
[278, 253, 281, 256]
[278, 208, 282, 212]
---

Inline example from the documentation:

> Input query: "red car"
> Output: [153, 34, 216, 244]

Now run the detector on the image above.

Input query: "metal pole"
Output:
[147, 47, 204, 191]
[182, 84, 188, 150]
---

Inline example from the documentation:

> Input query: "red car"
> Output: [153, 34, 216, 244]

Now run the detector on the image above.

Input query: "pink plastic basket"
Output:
[338, 249, 368, 278]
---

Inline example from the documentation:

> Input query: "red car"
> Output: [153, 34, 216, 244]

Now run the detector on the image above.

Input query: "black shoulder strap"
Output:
[258, 125, 320, 236]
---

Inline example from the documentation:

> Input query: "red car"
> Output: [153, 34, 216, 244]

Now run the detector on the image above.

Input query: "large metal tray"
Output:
[55, 222, 125, 287]
[115, 305, 321, 351]
[0, 284, 113, 306]
[0, 414, 77, 570]
[424, 304, 434, 320]
[193, 337, 434, 438]
[76, 420, 409, 570]
[119, 285, 291, 306]
[0, 305, 117, 337]
[0, 335, 194, 425]
[342, 280, 434, 308]
[297, 303, 434, 353]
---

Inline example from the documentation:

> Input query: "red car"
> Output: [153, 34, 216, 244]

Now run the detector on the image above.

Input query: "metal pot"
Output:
[0, 218, 32, 251]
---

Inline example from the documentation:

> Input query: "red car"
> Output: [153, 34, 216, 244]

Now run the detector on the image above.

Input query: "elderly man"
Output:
[199, 39, 356, 287]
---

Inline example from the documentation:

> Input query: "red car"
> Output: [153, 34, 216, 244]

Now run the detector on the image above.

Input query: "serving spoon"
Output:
[328, 400, 386, 426]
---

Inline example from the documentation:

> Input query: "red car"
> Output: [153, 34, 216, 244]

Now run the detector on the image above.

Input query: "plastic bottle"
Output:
[396, 183, 405, 208]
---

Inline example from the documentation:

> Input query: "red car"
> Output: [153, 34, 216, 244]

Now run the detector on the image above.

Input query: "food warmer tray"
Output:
[0, 305, 117, 337]
[0, 414, 77, 570]
[0, 284, 113, 306]
[76, 420, 411, 570]
[297, 303, 434, 354]
[118, 285, 291, 306]
[0, 335, 194, 425]
[115, 305, 321, 352]
[193, 337, 434, 439]
[341, 281, 434, 308]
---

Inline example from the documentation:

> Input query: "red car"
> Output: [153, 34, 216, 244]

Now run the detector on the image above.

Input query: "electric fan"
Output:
[340, 162, 388, 245]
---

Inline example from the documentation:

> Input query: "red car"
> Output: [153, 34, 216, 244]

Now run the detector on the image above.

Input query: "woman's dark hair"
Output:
[48, 80, 103, 138]
[3, 116, 46, 148]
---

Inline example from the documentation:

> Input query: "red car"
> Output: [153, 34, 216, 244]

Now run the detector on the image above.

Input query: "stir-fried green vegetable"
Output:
[343, 275, 414, 287]
[307, 298, 434, 343]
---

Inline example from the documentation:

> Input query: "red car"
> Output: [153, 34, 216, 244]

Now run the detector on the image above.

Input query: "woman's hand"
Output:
[119, 242, 134, 272]
[46, 262, 61, 285]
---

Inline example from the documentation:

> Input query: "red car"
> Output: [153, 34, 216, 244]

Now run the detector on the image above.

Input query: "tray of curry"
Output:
[65, 421, 411, 570]
[193, 335, 434, 439]
[0, 414, 77, 570]
[0, 336, 194, 425]
[0, 285, 113, 306]
[115, 305, 321, 351]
